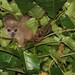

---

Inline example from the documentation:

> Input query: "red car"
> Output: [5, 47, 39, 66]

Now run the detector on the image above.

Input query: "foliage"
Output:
[0, 0, 75, 75]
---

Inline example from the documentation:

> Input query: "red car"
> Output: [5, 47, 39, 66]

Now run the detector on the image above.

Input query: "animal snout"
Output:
[11, 32, 15, 37]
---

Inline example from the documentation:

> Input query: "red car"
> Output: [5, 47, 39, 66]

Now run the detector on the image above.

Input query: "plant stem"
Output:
[61, 52, 75, 58]
[50, 54, 65, 74]
[44, 28, 75, 39]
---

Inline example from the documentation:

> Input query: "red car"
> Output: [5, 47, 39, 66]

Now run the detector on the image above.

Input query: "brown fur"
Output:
[3, 14, 35, 48]
[3, 13, 51, 48]
[14, 15, 35, 48]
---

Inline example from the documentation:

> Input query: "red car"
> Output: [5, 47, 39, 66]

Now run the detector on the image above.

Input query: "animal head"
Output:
[3, 14, 18, 37]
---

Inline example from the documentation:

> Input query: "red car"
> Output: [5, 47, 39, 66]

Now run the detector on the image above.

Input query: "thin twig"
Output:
[61, 52, 75, 58]
[44, 28, 75, 39]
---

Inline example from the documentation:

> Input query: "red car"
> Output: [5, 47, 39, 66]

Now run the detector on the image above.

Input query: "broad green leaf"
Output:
[51, 66, 63, 75]
[62, 37, 75, 51]
[0, 71, 15, 75]
[23, 51, 40, 71]
[59, 14, 75, 29]
[10, 2, 21, 14]
[37, 45, 50, 55]
[26, 18, 38, 32]
[65, 1, 75, 25]
[0, 28, 11, 38]
[29, 5, 45, 19]
[10, 2, 22, 19]
[0, 72, 8, 75]
[0, 52, 12, 63]
[51, 20, 62, 32]
[65, 1, 75, 17]
[0, 52, 21, 67]
[0, 39, 10, 47]
[40, 16, 50, 25]
[0, 28, 11, 47]
[15, 0, 34, 13]
[35, 0, 66, 18]
[0, 0, 12, 12]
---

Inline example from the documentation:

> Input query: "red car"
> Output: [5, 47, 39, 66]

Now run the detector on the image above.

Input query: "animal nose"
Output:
[11, 32, 15, 37]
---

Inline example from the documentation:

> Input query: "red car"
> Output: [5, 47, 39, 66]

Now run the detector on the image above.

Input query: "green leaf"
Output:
[26, 18, 38, 32]
[0, 39, 10, 47]
[0, 52, 21, 67]
[29, 5, 45, 19]
[65, 1, 75, 25]
[51, 66, 63, 75]
[15, 0, 34, 13]
[62, 37, 75, 51]
[0, 20, 3, 27]
[51, 20, 62, 32]
[40, 16, 50, 25]
[0, 28, 11, 38]
[0, 71, 15, 75]
[10, 2, 21, 14]
[64, 70, 75, 75]
[0, 72, 8, 75]
[35, 0, 66, 18]
[71, 59, 75, 72]
[59, 14, 75, 29]
[49, 50, 66, 64]
[10, 2, 22, 18]
[0, 0, 12, 11]
[36, 37, 57, 46]
[37, 45, 50, 55]
[23, 51, 40, 71]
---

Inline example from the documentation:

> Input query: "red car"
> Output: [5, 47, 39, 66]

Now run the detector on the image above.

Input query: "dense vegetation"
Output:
[0, 0, 75, 75]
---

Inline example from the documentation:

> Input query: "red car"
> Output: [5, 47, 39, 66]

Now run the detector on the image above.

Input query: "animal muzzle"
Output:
[11, 32, 15, 37]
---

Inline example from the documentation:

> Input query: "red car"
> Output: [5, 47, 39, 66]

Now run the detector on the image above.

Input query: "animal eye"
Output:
[7, 29, 11, 32]
[14, 29, 17, 32]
